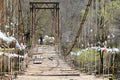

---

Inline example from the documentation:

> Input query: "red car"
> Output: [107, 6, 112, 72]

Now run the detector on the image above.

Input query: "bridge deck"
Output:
[17, 45, 108, 80]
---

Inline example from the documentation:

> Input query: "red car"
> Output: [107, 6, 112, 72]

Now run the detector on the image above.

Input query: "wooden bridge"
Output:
[16, 45, 107, 80]
[0, 0, 119, 80]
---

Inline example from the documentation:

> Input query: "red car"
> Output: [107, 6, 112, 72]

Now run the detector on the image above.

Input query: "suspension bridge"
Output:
[0, 0, 119, 80]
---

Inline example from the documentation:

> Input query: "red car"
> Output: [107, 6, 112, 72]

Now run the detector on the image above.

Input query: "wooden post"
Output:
[30, 6, 34, 48]
[0, 0, 3, 28]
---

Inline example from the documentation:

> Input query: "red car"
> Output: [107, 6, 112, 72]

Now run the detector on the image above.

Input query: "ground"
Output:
[16, 45, 108, 80]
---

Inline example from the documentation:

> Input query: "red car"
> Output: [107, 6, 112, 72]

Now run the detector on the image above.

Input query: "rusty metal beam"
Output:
[30, 2, 60, 47]
[30, 2, 59, 4]
[30, 8, 59, 9]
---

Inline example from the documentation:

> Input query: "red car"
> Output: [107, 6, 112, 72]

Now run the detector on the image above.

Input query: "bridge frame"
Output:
[30, 2, 60, 47]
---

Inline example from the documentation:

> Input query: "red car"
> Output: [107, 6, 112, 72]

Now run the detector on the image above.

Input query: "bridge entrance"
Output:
[30, 2, 60, 47]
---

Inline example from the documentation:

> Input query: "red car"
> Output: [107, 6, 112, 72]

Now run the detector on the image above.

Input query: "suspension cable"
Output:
[66, 0, 93, 56]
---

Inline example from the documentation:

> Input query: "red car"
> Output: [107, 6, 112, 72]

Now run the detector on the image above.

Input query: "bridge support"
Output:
[30, 2, 60, 48]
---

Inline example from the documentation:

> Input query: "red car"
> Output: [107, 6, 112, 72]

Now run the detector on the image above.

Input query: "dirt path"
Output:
[17, 45, 108, 80]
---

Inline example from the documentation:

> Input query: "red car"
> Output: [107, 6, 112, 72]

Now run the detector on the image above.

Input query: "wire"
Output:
[66, 0, 93, 56]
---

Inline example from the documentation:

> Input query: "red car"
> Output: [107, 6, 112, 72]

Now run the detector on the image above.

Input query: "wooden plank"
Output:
[29, 73, 80, 76]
